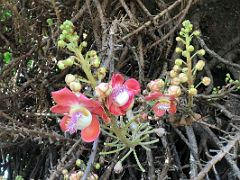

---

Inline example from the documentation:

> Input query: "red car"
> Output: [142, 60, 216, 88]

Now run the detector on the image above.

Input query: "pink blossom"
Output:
[106, 74, 140, 115]
[50, 87, 110, 142]
[145, 92, 176, 117]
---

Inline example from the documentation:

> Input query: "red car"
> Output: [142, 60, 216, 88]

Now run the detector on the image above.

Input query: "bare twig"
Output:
[193, 133, 240, 180]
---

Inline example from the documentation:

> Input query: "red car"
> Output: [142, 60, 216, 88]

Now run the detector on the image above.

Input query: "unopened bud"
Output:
[178, 73, 188, 83]
[62, 169, 68, 175]
[88, 174, 99, 180]
[81, 41, 87, 47]
[147, 79, 165, 92]
[182, 67, 188, 73]
[88, 50, 97, 57]
[69, 82, 82, 92]
[90, 56, 101, 68]
[182, 50, 188, 57]
[75, 159, 83, 167]
[175, 47, 182, 53]
[57, 61, 66, 70]
[195, 60, 205, 71]
[187, 45, 194, 52]
[202, 77, 211, 86]
[193, 30, 200, 36]
[97, 67, 107, 80]
[64, 56, 75, 66]
[168, 85, 181, 97]
[94, 163, 101, 170]
[65, 74, 76, 85]
[58, 40, 66, 48]
[173, 65, 181, 72]
[175, 59, 183, 66]
[95, 83, 112, 97]
[114, 161, 123, 174]
[188, 87, 197, 96]
[170, 70, 178, 78]
[171, 77, 180, 85]
[197, 49, 206, 56]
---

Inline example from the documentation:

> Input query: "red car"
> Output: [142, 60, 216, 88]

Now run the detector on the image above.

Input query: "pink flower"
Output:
[106, 74, 140, 116]
[145, 92, 176, 117]
[50, 87, 110, 142]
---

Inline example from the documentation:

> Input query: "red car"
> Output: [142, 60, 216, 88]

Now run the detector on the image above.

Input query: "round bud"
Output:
[171, 77, 180, 85]
[195, 60, 205, 71]
[188, 87, 197, 96]
[175, 59, 183, 66]
[88, 174, 99, 180]
[62, 169, 68, 175]
[176, 37, 182, 42]
[88, 50, 97, 57]
[182, 50, 188, 57]
[173, 65, 181, 72]
[114, 161, 123, 174]
[147, 79, 165, 92]
[90, 56, 101, 68]
[197, 49, 206, 56]
[202, 77, 211, 86]
[62, 30, 68, 35]
[170, 70, 177, 78]
[175, 47, 182, 53]
[187, 45, 194, 52]
[65, 74, 76, 85]
[57, 61, 65, 70]
[69, 82, 82, 92]
[168, 85, 181, 97]
[94, 163, 101, 170]
[75, 159, 82, 167]
[58, 40, 66, 48]
[178, 73, 188, 83]
[95, 83, 112, 97]
[81, 41, 87, 47]
[64, 56, 75, 67]
[193, 30, 200, 36]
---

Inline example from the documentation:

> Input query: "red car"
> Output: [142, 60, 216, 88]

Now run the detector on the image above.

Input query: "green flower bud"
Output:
[63, 20, 73, 28]
[62, 169, 68, 175]
[47, 18, 53, 26]
[57, 61, 65, 70]
[179, 31, 184, 36]
[193, 30, 200, 36]
[187, 45, 194, 52]
[175, 47, 182, 53]
[195, 60, 205, 71]
[197, 49, 206, 56]
[57, 40, 66, 48]
[178, 73, 188, 83]
[182, 50, 188, 57]
[64, 56, 75, 66]
[182, 20, 191, 27]
[62, 30, 68, 35]
[81, 41, 87, 48]
[90, 56, 101, 68]
[76, 159, 83, 167]
[176, 37, 182, 42]
[188, 87, 197, 96]
[88, 50, 97, 57]
[175, 59, 183, 66]
[94, 163, 101, 170]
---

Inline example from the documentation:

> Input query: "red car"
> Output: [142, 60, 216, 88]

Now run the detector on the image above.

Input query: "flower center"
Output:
[68, 107, 92, 132]
[113, 87, 129, 106]
[158, 97, 171, 110]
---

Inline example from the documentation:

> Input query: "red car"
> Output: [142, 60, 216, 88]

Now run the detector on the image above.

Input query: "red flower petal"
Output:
[124, 78, 141, 95]
[168, 102, 177, 114]
[145, 92, 163, 101]
[153, 103, 166, 117]
[81, 116, 100, 142]
[78, 96, 110, 123]
[52, 87, 79, 106]
[109, 103, 124, 115]
[51, 105, 70, 114]
[59, 116, 70, 132]
[111, 74, 124, 88]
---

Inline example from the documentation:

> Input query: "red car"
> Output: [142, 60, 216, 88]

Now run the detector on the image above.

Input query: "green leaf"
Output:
[3, 51, 12, 64]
